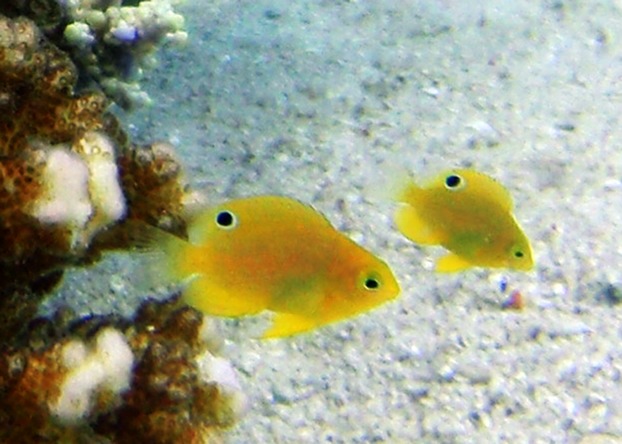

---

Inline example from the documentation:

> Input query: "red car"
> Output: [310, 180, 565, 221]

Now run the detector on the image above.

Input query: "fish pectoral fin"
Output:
[436, 253, 474, 272]
[395, 205, 443, 245]
[261, 313, 317, 339]
[183, 276, 265, 317]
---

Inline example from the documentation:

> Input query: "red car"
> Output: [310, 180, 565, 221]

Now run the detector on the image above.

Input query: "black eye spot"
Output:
[445, 174, 462, 189]
[364, 277, 381, 291]
[514, 250, 524, 258]
[215, 210, 236, 229]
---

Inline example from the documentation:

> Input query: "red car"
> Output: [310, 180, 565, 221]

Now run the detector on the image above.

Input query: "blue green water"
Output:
[51, 1, 622, 442]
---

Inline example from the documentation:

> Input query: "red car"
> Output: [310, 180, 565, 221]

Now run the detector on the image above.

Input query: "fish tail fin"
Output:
[394, 203, 443, 246]
[365, 162, 418, 203]
[119, 220, 193, 291]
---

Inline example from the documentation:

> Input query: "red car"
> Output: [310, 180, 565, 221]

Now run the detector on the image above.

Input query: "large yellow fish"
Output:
[141, 195, 400, 338]
[393, 169, 533, 272]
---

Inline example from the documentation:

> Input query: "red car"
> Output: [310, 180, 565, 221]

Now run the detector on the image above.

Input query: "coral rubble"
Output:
[0, 295, 247, 443]
[1, 0, 188, 109]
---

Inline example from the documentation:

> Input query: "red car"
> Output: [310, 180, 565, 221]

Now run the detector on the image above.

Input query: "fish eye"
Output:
[215, 210, 237, 229]
[510, 245, 526, 260]
[363, 275, 381, 291]
[444, 174, 465, 190]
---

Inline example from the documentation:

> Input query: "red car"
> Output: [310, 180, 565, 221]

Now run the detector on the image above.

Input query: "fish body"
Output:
[148, 195, 400, 338]
[394, 169, 533, 272]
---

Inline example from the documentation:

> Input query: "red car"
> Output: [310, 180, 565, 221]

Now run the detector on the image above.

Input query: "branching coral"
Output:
[0, 295, 247, 443]
[1, 0, 187, 109]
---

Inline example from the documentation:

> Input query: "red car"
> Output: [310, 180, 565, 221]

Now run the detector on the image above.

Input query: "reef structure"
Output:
[1, 0, 187, 109]
[0, 295, 248, 443]
[0, 12, 188, 298]
[0, 8, 249, 442]
[0, 7, 247, 444]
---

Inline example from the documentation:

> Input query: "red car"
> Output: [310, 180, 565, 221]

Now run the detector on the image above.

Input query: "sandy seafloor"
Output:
[42, 0, 622, 442]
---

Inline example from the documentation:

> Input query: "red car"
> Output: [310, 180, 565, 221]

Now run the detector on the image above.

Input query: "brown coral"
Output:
[0, 11, 235, 444]
[0, 13, 188, 308]
[116, 140, 188, 235]
[1, 0, 188, 110]
[0, 15, 99, 272]
[0, 294, 246, 444]
[0, 16, 105, 155]
[0, 14, 107, 284]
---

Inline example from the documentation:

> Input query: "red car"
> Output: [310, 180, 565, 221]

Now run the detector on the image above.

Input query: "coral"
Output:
[0, 285, 51, 343]
[0, 13, 116, 289]
[0, 13, 188, 300]
[0, 10, 223, 444]
[0, 294, 247, 443]
[117, 139, 189, 233]
[0, 9, 231, 444]
[0, 0, 188, 109]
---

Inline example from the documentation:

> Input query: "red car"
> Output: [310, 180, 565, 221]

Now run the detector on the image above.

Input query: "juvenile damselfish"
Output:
[393, 169, 534, 272]
[140, 195, 400, 338]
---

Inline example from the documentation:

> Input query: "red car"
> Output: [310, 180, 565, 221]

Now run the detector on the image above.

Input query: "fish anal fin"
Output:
[183, 276, 266, 317]
[395, 205, 443, 245]
[436, 253, 474, 272]
[261, 313, 317, 339]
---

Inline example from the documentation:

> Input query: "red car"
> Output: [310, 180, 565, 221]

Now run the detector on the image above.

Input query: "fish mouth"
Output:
[509, 257, 534, 271]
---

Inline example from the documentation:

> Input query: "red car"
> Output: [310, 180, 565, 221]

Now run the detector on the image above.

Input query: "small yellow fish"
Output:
[143, 195, 400, 338]
[393, 169, 534, 272]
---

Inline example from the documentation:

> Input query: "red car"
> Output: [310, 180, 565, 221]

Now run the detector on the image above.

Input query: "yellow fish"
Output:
[393, 169, 534, 272]
[142, 195, 400, 338]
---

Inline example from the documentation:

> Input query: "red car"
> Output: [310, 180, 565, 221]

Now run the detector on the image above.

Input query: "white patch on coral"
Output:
[61, 339, 87, 369]
[51, 328, 134, 424]
[197, 317, 224, 353]
[53, 358, 106, 422]
[77, 131, 127, 241]
[196, 351, 249, 421]
[30, 147, 92, 231]
[94, 327, 134, 392]
[198, 353, 241, 391]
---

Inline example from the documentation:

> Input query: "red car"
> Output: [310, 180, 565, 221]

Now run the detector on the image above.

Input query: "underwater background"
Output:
[41, 0, 622, 442]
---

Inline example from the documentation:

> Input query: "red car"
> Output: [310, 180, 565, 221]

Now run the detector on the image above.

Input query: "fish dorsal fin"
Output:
[455, 169, 514, 211]
[261, 313, 317, 339]
[394, 204, 444, 245]
[182, 275, 266, 317]
[435, 252, 474, 272]
[186, 196, 336, 246]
